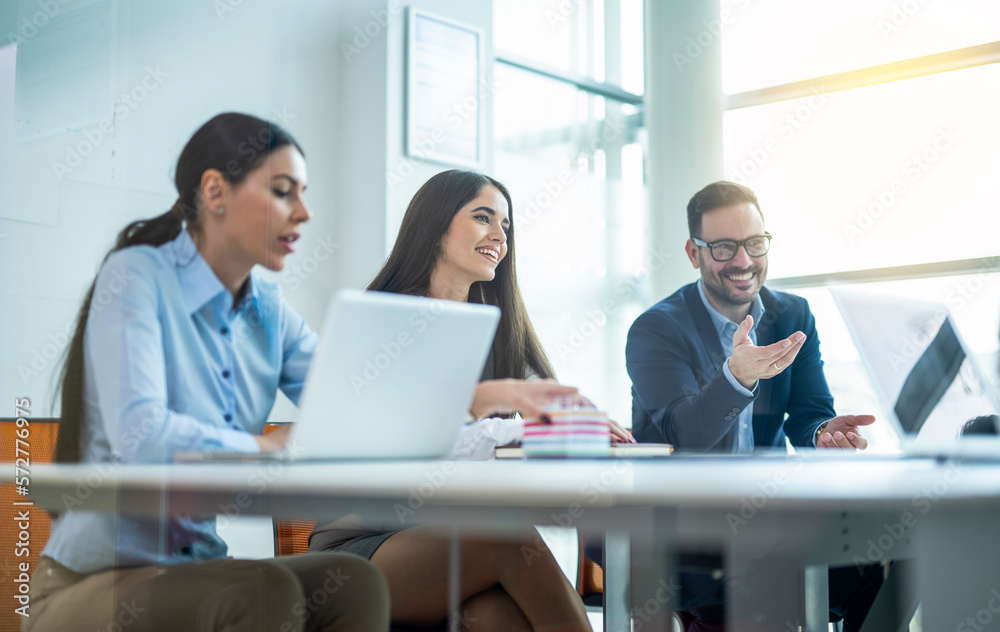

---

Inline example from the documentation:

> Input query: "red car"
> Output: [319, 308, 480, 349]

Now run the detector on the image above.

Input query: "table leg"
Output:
[804, 565, 829, 632]
[858, 560, 916, 632]
[629, 508, 675, 632]
[605, 531, 631, 632]
[448, 528, 461, 632]
[727, 550, 803, 631]
[918, 506, 1000, 632]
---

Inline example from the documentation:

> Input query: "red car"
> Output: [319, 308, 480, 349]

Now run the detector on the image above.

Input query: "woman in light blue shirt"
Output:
[29, 113, 388, 632]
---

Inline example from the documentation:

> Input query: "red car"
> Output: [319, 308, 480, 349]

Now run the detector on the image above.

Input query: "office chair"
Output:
[0, 418, 59, 632]
[264, 423, 319, 556]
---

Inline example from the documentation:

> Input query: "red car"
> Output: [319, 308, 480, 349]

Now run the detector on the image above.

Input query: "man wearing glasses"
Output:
[625, 181, 881, 630]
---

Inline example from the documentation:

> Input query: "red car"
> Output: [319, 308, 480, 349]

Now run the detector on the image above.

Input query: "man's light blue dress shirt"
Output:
[696, 280, 764, 453]
[43, 229, 318, 573]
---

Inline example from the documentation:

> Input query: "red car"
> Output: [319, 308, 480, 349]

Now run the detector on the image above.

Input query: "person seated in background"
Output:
[30, 113, 389, 632]
[961, 414, 1000, 435]
[311, 169, 630, 632]
[625, 181, 882, 631]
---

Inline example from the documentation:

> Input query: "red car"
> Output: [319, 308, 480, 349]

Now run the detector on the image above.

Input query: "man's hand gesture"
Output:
[727, 315, 807, 390]
[817, 415, 876, 450]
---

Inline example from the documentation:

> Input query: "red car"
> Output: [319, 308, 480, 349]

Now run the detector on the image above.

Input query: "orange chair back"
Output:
[274, 518, 318, 556]
[264, 423, 317, 556]
[579, 554, 604, 597]
[0, 418, 59, 632]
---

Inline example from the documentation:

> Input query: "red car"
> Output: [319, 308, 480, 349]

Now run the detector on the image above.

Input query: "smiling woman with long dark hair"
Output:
[310, 169, 598, 632]
[366, 170, 553, 384]
[30, 113, 388, 632]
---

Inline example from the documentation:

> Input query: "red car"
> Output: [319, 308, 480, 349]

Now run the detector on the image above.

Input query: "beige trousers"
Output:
[24, 553, 388, 632]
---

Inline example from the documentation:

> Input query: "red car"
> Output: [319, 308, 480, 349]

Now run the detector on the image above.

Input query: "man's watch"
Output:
[815, 421, 830, 445]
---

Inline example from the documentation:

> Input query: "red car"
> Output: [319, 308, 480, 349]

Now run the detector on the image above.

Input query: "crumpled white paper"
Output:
[448, 416, 524, 460]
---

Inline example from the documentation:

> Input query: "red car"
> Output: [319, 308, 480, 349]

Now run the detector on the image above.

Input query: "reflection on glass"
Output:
[493, 0, 644, 93]
[722, 0, 1000, 94]
[494, 0, 575, 73]
[723, 62, 1000, 279]
[619, 0, 644, 94]
[493, 63, 645, 424]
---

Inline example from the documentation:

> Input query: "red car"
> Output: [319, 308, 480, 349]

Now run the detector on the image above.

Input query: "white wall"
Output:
[335, 0, 493, 286]
[0, 0, 493, 419]
[382, 0, 494, 260]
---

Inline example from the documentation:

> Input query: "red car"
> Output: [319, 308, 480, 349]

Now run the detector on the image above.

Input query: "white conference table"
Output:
[18, 453, 1000, 631]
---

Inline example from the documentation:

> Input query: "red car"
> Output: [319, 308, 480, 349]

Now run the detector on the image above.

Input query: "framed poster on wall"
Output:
[406, 7, 484, 168]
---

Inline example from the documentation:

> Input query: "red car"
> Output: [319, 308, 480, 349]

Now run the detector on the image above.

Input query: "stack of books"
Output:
[521, 408, 612, 458]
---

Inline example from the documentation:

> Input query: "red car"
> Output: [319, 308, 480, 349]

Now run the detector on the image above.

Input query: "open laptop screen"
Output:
[832, 290, 999, 445]
[894, 317, 966, 434]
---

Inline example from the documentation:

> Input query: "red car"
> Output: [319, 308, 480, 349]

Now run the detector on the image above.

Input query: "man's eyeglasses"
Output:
[692, 233, 772, 262]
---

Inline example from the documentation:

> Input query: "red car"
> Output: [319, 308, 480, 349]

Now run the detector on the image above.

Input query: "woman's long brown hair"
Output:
[368, 169, 554, 381]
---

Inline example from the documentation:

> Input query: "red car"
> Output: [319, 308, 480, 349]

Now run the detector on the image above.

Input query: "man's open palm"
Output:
[728, 315, 807, 389]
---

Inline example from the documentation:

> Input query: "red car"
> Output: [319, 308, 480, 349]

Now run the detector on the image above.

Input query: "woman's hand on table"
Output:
[471, 379, 578, 420]
[609, 420, 636, 444]
[255, 424, 292, 452]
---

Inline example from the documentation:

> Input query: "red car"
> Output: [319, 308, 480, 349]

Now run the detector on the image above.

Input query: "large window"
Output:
[722, 0, 1000, 449]
[493, 0, 645, 425]
[493, 0, 644, 94]
[721, 0, 1000, 94]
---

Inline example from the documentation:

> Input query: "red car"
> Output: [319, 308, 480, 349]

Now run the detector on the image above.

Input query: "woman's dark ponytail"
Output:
[54, 206, 185, 463]
[54, 113, 303, 462]
[113, 204, 185, 252]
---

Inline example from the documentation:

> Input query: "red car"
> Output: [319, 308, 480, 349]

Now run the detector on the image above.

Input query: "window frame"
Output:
[724, 40, 1000, 287]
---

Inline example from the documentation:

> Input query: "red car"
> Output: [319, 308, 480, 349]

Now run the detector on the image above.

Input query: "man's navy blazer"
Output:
[627, 282, 835, 452]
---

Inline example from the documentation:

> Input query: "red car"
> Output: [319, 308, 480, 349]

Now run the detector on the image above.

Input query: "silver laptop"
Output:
[178, 289, 499, 461]
[832, 289, 1000, 457]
